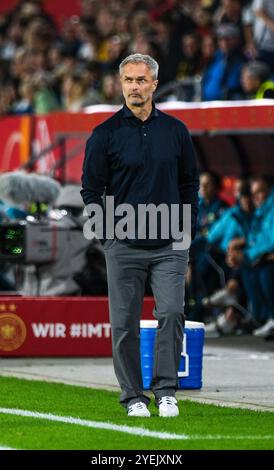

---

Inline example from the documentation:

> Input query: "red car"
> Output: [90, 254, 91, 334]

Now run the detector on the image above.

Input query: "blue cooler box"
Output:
[140, 320, 205, 390]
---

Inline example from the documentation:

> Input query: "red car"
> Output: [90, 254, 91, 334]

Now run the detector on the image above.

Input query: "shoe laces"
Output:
[128, 402, 147, 412]
[159, 396, 177, 406]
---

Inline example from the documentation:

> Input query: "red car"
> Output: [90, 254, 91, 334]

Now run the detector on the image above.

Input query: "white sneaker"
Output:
[127, 402, 151, 417]
[253, 319, 274, 337]
[158, 396, 179, 417]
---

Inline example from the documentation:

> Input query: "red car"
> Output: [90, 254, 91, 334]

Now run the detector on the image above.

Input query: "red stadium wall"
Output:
[1, 102, 274, 178]
[0, 0, 23, 13]
[0, 0, 80, 30]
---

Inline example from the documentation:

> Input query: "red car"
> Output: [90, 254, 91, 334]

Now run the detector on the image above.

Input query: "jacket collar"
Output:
[122, 102, 159, 120]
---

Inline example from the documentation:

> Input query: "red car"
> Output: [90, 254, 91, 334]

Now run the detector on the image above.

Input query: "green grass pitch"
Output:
[0, 376, 273, 450]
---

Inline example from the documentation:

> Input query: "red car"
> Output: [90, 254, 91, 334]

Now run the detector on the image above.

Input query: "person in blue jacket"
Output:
[228, 176, 274, 338]
[207, 180, 253, 253]
[202, 23, 246, 101]
[203, 182, 255, 334]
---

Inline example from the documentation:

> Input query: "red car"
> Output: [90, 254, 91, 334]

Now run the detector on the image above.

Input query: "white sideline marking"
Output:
[0, 445, 17, 450]
[0, 408, 274, 441]
[0, 407, 186, 440]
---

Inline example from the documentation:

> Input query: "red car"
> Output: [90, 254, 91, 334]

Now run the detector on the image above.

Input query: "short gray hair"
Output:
[119, 53, 159, 80]
[243, 61, 270, 83]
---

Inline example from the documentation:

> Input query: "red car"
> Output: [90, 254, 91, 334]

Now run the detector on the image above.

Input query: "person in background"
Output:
[204, 181, 255, 336]
[187, 171, 228, 320]
[207, 180, 253, 253]
[227, 176, 274, 338]
[241, 60, 274, 98]
[197, 172, 228, 237]
[214, 0, 246, 47]
[62, 72, 90, 112]
[100, 72, 123, 105]
[176, 33, 202, 79]
[202, 23, 246, 100]
[200, 34, 217, 69]
[252, 0, 274, 73]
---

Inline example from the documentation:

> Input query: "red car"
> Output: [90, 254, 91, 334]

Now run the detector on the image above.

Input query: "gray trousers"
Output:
[103, 239, 189, 409]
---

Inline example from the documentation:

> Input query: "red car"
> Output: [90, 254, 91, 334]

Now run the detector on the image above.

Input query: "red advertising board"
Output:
[0, 115, 31, 173]
[0, 296, 154, 357]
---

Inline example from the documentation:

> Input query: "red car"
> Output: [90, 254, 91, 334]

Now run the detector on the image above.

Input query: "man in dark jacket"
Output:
[81, 53, 199, 418]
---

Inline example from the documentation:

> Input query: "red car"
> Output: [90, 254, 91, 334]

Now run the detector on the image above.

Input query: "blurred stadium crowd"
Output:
[188, 173, 274, 339]
[1, 0, 274, 115]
